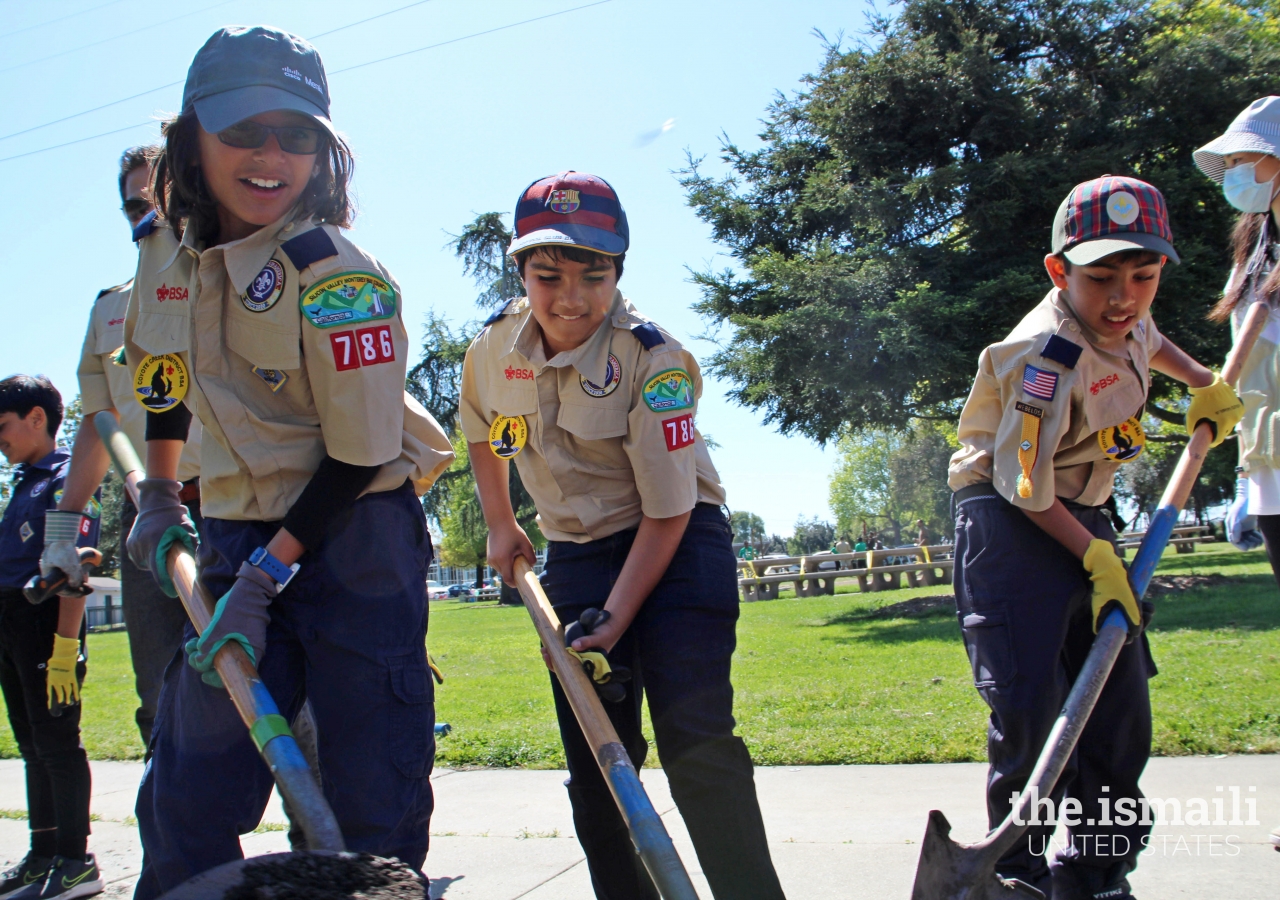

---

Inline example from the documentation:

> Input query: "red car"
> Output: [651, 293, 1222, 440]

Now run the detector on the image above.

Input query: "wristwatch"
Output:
[248, 546, 300, 592]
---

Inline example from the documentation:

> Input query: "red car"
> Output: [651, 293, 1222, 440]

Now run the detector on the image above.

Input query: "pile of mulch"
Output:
[861, 594, 955, 620]
[1144, 573, 1234, 594]
[223, 853, 426, 900]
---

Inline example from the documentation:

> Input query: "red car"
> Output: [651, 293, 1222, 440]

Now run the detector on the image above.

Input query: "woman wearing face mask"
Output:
[1195, 98, 1280, 606]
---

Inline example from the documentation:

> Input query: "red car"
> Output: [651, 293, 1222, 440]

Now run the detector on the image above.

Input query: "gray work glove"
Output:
[185, 561, 277, 688]
[41, 511, 87, 594]
[126, 478, 198, 597]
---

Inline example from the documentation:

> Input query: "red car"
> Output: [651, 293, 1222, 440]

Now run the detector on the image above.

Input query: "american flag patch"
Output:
[1022, 364, 1058, 401]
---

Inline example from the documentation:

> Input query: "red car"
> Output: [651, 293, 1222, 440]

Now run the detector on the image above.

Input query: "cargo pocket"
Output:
[387, 652, 433, 779]
[226, 316, 300, 371]
[960, 610, 1016, 689]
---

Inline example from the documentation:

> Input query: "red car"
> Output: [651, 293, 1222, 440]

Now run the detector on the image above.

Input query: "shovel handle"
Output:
[512, 557, 700, 900]
[93, 411, 345, 852]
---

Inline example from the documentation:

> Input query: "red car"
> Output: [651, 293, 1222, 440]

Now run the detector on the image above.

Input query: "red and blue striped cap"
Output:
[1051, 175, 1179, 265]
[507, 171, 629, 257]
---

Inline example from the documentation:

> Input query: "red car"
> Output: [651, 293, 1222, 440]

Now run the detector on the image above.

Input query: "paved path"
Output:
[0, 756, 1275, 898]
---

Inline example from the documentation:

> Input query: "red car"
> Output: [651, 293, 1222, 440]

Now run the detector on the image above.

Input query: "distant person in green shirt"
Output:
[738, 545, 756, 561]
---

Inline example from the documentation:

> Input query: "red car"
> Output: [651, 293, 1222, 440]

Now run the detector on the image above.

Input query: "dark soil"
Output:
[862, 594, 955, 620]
[1144, 573, 1234, 594]
[223, 853, 426, 900]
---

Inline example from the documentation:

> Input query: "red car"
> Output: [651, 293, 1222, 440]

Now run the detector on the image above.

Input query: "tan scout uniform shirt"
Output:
[948, 288, 1163, 510]
[124, 213, 453, 521]
[78, 278, 202, 483]
[459, 291, 726, 542]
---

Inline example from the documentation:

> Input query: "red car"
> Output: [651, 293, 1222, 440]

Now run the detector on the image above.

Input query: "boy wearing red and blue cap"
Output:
[461, 172, 786, 900]
[948, 176, 1243, 899]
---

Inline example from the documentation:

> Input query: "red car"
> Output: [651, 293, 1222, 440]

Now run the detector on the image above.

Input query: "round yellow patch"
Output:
[1097, 417, 1146, 462]
[133, 354, 189, 412]
[489, 415, 528, 459]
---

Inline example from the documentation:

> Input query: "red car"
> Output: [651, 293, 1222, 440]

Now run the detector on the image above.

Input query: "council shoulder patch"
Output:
[52, 490, 102, 519]
[1097, 417, 1145, 462]
[489, 415, 528, 459]
[643, 368, 694, 412]
[581, 354, 621, 397]
[134, 354, 188, 412]
[300, 270, 397, 329]
[242, 259, 286, 312]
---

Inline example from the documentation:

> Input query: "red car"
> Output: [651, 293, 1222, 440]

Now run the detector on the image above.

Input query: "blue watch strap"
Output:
[248, 547, 298, 590]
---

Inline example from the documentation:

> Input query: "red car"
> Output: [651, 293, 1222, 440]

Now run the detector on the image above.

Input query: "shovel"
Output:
[910, 297, 1273, 900]
[512, 557, 701, 900]
[92, 414, 347, 869]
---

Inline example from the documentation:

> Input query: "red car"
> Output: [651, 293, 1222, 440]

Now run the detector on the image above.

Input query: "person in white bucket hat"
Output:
[1195, 98, 1280, 854]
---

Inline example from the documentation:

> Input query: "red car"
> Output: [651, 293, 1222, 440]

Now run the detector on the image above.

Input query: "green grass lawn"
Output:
[2, 544, 1277, 765]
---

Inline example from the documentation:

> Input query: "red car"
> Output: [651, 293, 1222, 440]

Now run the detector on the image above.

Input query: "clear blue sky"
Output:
[0, 0, 871, 536]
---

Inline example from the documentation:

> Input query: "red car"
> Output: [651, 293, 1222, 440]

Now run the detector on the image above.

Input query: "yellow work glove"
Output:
[1186, 374, 1244, 447]
[45, 635, 81, 713]
[1082, 539, 1140, 635]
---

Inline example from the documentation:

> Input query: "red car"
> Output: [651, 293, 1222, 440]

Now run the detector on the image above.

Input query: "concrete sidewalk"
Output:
[0, 756, 1275, 898]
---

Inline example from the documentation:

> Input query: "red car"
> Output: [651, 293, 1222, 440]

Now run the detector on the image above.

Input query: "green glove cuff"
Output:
[184, 632, 256, 689]
[153, 524, 196, 598]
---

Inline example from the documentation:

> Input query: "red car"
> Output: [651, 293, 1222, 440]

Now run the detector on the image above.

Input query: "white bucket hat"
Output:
[1194, 96, 1280, 184]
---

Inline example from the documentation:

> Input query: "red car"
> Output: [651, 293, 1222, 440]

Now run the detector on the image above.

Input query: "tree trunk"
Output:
[475, 563, 484, 589]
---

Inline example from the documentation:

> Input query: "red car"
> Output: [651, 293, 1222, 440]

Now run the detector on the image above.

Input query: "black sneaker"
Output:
[0, 854, 52, 899]
[35, 856, 101, 899]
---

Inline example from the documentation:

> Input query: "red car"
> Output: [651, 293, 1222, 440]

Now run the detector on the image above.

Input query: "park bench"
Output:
[1116, 524, 1213, 556]
[737, 545, 955, 601]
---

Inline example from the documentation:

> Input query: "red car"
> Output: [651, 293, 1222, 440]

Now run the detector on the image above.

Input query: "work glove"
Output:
[185, 561, 275, 688]
[40, 511, 87, 595]
[1082, 539, 1141, 639]
[1227, 476, 1265, 551]
[45, 635, 81, 715]
[1186, 374, 1244, 447]
[127, 479, 198, 598]
[564, 608, 631, 704]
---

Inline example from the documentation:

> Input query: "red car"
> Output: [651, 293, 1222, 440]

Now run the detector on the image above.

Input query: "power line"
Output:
[0, 0, 443, 142]
[0, 0, 238, 75]
[0, 0, 129, 41]
[0, 0, 618, 165]
[330, 0, 614, 75]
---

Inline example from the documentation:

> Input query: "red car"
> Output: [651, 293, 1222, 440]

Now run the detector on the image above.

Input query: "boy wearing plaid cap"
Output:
[947, 176, 1242, 899]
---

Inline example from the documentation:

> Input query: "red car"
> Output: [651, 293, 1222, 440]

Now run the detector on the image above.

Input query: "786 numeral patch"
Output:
[662, 413, 695, 451]
[330, 325, 395, 371]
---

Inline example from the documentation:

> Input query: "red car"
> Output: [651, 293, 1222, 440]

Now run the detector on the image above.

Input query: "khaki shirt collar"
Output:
[157, 209, 302, 289]
[158, 219, 199, 274]
[510, 291, 624, 384]
[1052, 288, 1131, 358]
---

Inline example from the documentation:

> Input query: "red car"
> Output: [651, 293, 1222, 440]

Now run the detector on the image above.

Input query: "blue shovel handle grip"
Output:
[1100, 607, 1128, 632]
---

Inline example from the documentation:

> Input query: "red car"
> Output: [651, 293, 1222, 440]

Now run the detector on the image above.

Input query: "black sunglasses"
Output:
[122, 197, 151, 218]
[216, 121, 325, 155]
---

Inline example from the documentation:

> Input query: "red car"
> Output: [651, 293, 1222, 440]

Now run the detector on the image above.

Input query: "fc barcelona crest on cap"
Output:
[242, 259, 285, 312]
[548, 189, 580, 214]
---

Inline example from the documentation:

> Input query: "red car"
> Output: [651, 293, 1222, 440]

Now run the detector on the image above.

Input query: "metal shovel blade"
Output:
[910, 810, 1045, 900]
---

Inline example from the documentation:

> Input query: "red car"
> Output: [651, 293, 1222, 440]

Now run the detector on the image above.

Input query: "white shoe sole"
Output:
[42, 878, 103, 899]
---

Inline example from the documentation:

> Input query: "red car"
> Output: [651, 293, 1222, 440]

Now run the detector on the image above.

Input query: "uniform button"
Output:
[618, 315, 628, 323]
[283, 223, 294, 232]
[1068, 322, 1078, 332]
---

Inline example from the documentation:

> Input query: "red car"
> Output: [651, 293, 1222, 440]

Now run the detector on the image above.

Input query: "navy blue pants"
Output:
[541, 504, 785, 900]
[953, 489, 1155, 893]
[133, 482, 435, 899]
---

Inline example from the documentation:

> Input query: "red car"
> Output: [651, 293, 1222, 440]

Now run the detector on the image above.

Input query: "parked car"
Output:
[447, 584, 465, 598]
[425, 580, 449, 600]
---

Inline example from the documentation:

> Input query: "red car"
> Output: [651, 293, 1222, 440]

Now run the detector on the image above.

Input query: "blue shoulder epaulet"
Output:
[96, 281, 129, 300]
[131, 210, 158, 242]
[483, 302, 513, 328]
[631, 322, 665, 350]
[1041, 334, 1082, 370]
[281, 227, 339, 271]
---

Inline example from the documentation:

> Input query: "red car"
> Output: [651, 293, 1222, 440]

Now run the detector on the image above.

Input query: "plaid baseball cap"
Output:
[507, 171, 629, 257]
[1051, 175, 1179, 265]
[1193, 96, 1280, 184]
[182, 26, 335, 138]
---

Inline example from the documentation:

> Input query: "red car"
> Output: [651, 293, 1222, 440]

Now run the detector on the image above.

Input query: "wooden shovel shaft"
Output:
[93, 412, 345, 853]
[512, 557, 700, 900]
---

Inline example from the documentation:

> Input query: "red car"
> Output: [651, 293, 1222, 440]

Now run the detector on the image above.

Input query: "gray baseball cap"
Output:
[1194, 96, 1280, 184]
[182, 26, 335, 137]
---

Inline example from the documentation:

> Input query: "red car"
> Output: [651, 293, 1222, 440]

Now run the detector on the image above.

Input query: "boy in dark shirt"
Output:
[0, 376, 103, 900]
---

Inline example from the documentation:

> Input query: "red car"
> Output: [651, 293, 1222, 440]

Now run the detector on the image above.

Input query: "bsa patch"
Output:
[19, 522, 32, 543]
[29, 480, 48, 498]
[643, 369, 694, 412]
[548, 189, 580, 213]
[53, 490, 102, 519]
[1097, 417, 1146, 462]
[242, 259, 286, 312]
[581, 354, 621, 397]
[252, 367, 289, 392]
[300, 271, 397, 329]
[489, 415, 528, 459]
[134, 354, 189, 412]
